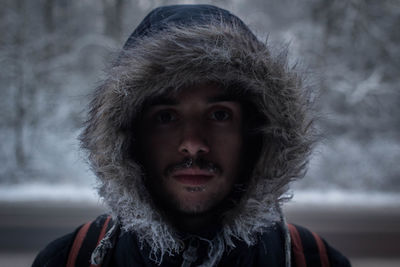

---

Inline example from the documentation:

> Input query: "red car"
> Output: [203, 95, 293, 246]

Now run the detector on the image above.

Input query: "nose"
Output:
[178, 122, 210, 156]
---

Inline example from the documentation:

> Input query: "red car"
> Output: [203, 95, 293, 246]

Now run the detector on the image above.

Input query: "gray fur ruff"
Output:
[80, 20, 316, 264]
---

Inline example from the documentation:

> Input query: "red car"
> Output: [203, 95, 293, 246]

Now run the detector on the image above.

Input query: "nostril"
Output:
[178, 140, 210, 156]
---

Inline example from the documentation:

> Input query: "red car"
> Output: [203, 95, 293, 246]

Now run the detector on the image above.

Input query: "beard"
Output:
[97, 157, 282, 264]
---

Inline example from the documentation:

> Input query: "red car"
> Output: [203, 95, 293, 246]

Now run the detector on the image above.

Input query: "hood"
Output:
[80, 4, 316, 264]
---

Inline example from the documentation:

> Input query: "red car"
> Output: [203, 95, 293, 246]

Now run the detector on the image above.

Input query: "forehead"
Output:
[145, 84, 244, 107]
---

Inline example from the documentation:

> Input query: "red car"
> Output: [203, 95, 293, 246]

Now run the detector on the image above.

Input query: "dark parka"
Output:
[33, 5, 351, 267]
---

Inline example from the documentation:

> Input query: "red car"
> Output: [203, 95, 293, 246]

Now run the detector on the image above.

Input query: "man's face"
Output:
[138, 84, 243, 215]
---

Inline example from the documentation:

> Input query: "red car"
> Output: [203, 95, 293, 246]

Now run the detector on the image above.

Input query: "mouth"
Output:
[171, 168, 214, 186]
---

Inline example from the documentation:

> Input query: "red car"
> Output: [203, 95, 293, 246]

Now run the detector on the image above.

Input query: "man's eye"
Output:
[155, 111, 177, 124]
[210, 110, 231, 121]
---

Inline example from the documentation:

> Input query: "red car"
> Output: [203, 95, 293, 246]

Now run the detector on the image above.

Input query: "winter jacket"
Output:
[33, 4, 351, 267]
[32, 214, 350, 267]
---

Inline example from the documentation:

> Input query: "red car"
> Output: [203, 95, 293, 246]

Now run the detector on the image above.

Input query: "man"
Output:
[33, 4, 351, 267]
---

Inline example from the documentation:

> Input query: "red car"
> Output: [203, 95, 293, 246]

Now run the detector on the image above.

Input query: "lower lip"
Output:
[173, 175, 213, 186]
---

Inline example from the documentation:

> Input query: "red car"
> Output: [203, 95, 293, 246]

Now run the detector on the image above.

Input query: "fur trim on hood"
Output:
[80, 4, 316, 264]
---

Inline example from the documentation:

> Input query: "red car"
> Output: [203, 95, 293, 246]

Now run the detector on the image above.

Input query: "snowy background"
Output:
[1, 0, 399, 205]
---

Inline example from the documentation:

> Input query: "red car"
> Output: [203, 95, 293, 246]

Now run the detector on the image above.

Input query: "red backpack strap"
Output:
[288, 223, 307, 267]
[288, 223, 330, 267]
[66, 215, 113, 267]
[66, 221, 92, 267]
[311, 231, 330, 267]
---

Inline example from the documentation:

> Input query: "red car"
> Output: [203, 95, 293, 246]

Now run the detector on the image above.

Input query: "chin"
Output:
[169, 192, 227, 216]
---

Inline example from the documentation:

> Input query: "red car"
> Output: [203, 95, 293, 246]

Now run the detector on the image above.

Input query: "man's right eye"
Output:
[154, 111, 177, 124]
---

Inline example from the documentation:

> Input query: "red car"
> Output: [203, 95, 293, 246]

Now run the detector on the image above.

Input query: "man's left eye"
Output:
[209, 110, 231, 121]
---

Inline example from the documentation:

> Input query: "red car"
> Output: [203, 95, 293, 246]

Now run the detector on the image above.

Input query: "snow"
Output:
[291, 189, 400, 207]
[0, 183, 98, 203]
[1, 183, 399, 207]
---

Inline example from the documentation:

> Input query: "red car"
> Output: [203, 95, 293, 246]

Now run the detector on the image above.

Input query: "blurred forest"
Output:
[0, 0, 399, 193]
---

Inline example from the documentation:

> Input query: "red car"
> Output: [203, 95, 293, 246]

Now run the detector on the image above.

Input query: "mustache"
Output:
[164, 157, 222, 176]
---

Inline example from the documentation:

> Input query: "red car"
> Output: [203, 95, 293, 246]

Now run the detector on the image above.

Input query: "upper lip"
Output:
[171, 168, 214, 177]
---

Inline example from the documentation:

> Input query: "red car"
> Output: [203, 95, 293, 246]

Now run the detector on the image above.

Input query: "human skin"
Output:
[137, 84, 244, 230]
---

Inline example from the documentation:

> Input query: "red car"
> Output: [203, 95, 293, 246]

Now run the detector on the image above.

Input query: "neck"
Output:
[168, 211, 221, 236]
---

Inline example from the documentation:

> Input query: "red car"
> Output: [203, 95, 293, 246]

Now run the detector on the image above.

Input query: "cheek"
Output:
[141, 132, 178, 172]
[210, 130, 243, 169]
[210, 124, 243, 151]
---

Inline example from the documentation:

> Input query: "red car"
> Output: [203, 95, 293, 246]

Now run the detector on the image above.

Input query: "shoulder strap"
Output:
[311, 231, 330, 267]
[66, 221, 92, 267]
[66, 215, 112, 267]
[287, 223, 330, 267]
[288, 224, 307, 267]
